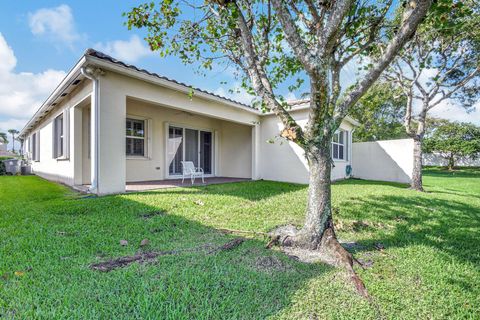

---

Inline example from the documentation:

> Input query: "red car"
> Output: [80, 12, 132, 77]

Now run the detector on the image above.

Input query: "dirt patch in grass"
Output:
[139, 210, 166, 219]
[90, 238, 244, 272]
[252, 255, 291, 273]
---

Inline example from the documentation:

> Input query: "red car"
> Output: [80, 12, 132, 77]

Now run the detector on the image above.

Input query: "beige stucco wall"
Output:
[25, 81, 92, 186]
[23, 65, 364, 193]
[259, 109, 354, 184]
[125, 99, 252, 182]
[352, 139, 413, 183]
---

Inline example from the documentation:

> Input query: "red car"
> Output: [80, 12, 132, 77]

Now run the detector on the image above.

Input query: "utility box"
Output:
[21, 165, 32, 175]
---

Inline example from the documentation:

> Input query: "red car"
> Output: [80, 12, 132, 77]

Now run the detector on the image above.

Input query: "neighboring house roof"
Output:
[19, 49, 359, 138]
[284, 99, 361, 127]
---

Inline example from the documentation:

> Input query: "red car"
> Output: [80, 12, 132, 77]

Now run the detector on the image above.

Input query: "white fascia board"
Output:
[85, 56, 263, 116]
[262, 104, 360, 127]
[19, 56, 88, 138]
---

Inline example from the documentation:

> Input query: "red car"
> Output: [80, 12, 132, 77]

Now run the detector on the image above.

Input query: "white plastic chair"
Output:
[181, 161, 204, 184]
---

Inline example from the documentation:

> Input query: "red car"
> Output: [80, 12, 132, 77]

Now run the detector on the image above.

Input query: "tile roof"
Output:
[85, 48, 254, 109]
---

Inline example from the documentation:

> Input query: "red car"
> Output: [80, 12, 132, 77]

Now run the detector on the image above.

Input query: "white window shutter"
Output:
[64, 108, 70, 158]
[345, 130, 349, 161]
[147, 118, 153, 159]
[35, 131, 40, 161]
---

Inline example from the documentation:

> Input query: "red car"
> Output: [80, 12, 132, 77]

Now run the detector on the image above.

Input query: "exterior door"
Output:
[167, 125, 213, 177]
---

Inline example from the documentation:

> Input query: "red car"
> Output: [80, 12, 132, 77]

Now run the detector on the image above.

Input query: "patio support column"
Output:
[252, 123, 261, 180]
[72, 106, 83, 185]
[96, 72, 127, 194]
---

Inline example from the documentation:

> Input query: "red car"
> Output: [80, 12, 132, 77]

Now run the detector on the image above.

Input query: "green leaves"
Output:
[350, 81, 408, 142]
[424, 119, 480, 159]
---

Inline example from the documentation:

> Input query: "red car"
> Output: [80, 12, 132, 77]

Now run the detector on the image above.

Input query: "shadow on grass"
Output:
[26, 190, 330, 319]
[342, 194, 480, 267]
[423, 167, 480, 179]
[335, 178, 409, 189]
[133, 180, 308, 202]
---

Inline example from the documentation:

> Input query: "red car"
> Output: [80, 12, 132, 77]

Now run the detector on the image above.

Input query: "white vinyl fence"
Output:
[423, 153, 480, 167]
[352, 139, 414, 184]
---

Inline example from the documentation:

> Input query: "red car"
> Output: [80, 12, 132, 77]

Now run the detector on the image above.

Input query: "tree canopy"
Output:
[424, 119, 480, 169]
[350, 82, 407, 142]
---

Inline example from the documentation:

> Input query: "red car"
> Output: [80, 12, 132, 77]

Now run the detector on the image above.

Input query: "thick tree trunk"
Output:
[411, 137, 424, 191]
[447, 154, 455, 171]
[299, 148, 334, 247]
[270, 146, 368, 296]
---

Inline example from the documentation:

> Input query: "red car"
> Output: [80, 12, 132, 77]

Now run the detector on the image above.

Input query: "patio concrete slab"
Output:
[125, 177, 251, 192]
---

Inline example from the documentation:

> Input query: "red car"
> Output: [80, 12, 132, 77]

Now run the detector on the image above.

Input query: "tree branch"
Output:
[270, 0, 317, 75]
[336, 0, 432, 119]
[233, 2, 305, 144]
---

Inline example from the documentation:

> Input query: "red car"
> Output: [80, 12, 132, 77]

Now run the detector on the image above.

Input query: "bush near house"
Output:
[0, 156, 14, 175]
[0, 168, 479, 318]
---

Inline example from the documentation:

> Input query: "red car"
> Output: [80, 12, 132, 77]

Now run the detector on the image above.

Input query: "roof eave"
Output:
[85, 55, 262, 116]
[19, 56, 88, 138]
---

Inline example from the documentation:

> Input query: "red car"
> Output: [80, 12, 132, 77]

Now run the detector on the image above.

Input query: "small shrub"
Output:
[0, 161, 6, 175]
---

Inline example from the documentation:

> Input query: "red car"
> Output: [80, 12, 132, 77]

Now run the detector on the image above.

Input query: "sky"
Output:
[0, 1, 479, 149]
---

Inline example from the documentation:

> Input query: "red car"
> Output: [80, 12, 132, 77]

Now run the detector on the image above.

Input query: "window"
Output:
[126, 118, 145, 156]
[332, 130, 347, 160]
[53, 114, 64, 158]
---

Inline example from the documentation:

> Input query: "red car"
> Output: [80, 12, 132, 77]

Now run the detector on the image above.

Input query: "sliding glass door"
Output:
[168, 126, 213, 176]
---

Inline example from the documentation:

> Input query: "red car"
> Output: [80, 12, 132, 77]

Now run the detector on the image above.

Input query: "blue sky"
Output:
[0, 1, 259, 148]
[0, 1, 478, 149]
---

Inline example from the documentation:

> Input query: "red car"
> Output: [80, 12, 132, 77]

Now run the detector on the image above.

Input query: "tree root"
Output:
[91, 238, 244, 272]
[269, 225, 369, 298]
[218, 228, 268, 237]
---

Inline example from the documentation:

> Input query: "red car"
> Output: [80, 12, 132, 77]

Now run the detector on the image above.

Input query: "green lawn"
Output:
[1, 168, 479, 319]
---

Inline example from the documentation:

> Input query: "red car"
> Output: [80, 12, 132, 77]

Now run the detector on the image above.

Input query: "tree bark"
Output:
[273, 145, 356, 264]
[271, 145, 368, 296]
[448, 153, 455, 171]
[298, 147, 334, 247]
[411, 137, 424, 191]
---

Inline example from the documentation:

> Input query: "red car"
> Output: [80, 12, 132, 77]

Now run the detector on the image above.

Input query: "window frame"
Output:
[331, 130, 347, 161]
[126, 117, 147, 158]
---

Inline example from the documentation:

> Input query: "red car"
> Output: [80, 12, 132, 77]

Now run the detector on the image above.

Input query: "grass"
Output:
[1, 168, 479, 319]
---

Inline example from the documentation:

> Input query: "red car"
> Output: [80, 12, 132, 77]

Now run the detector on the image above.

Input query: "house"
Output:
[19, 49, 359, 195]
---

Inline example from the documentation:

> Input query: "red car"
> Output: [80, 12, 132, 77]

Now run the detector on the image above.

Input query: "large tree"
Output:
[126, 0, 432, 294]
[424, 118, 480, 170]
[350, 82, 407, 142]
[383, 0, 480, 191]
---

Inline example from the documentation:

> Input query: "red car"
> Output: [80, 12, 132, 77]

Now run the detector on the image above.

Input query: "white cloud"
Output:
[94, 35, 153, 63]
[28, 4, 85, 48]
[0, 33, 66, 132]
[429, 100, 480, 125]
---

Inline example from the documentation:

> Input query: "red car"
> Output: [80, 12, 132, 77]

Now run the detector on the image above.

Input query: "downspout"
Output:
[81, 66, 100, 194]
[349, 128, 356, 178]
